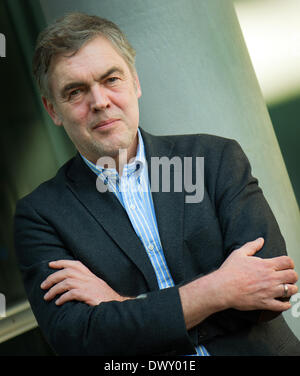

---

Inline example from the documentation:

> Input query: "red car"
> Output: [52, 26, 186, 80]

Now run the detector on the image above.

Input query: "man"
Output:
[14, 12, 300, 356]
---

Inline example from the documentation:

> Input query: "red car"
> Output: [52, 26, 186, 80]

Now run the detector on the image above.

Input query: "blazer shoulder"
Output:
[162, 132, 240, 156]
[16, 156, 76, 211]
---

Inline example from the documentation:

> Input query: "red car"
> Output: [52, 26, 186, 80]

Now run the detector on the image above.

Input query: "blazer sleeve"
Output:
[195, 138, 288, 344]
[14, 198, 196, 356]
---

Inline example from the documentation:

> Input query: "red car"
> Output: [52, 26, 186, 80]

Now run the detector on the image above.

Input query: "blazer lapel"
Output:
[141, 129, 186, 284]
[66, 152, 159, 291]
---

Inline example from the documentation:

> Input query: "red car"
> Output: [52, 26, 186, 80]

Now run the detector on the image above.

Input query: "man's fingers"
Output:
[41, 269, 82, 290]
[275, 269, 298, 285]
[41, 269, 67, 289]
[43, 279, 78, 301]
[267, 299, 292, 312]
[266, 255, 295, 271]
[275, 283, 298, 299]
[55, 290, 81, 306]
[41, 260, 87, 290]
[242, 237, 265, 256]
[48, 260, 84, 270]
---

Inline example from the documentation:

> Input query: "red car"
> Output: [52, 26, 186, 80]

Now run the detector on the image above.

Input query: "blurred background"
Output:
[0, 0, 299, 355]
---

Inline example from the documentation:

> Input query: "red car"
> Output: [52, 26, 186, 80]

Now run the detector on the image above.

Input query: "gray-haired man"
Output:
[14, 13, 300, 356]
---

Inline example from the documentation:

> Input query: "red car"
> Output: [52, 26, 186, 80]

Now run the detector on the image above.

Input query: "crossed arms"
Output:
[40, 238, 297, 331]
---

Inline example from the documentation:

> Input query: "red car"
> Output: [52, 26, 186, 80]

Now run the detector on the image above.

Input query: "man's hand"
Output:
[216, 237, 298, 312]
[179, 237, 298, 330]
[41, 260, 129, 306]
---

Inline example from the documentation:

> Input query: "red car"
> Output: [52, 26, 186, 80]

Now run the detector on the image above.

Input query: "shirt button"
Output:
[130, 204, 135, 210]
[148, 244, 154, 251]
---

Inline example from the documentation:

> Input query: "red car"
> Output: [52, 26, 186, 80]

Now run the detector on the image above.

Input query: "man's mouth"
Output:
[92, 118, 120, 130]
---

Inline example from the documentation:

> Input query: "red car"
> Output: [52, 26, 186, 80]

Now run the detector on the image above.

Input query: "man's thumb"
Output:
[244, 237, 264, 256]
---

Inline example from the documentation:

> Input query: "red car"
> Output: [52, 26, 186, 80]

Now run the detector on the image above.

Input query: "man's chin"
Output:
[91, 143, 130, 162]
[84, 129, 137, 163]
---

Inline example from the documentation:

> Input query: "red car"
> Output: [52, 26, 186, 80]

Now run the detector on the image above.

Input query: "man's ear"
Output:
[133, 73, 142, 99]
[42, 96, 63, 126]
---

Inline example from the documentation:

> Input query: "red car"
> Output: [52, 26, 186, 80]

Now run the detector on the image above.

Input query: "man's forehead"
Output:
[51, 35, 126, 73]
[48, 35, 130, 93]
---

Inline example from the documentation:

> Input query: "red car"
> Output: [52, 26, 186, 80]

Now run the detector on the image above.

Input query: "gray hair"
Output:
[33, 12, 136, 100]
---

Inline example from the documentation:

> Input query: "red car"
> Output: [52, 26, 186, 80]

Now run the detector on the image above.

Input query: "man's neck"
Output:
[80, 132, 139, 174]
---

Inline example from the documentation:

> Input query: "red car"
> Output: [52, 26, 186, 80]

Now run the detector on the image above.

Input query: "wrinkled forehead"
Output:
[47, 35, 134, 97]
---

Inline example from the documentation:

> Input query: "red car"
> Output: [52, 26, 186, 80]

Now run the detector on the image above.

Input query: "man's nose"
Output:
[90, 85, 110, 112]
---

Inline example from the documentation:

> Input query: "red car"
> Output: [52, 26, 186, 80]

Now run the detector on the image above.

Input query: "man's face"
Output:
[43, 35, 142, 164]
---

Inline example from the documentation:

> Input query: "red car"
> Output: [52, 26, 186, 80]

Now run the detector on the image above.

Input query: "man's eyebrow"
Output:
[60, 67, 125, 98]
[99, 66, 125, 81]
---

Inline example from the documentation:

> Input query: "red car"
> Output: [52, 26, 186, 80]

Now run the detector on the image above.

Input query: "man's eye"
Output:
[69, 89, 81, 97]
[106, 77, 119, 84]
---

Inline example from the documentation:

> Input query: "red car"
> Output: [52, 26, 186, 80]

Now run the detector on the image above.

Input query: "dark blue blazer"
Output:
[14, 129, 300, 355]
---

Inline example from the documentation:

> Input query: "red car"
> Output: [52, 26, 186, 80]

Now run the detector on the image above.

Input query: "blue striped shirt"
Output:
[81, 128, 209, 356]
